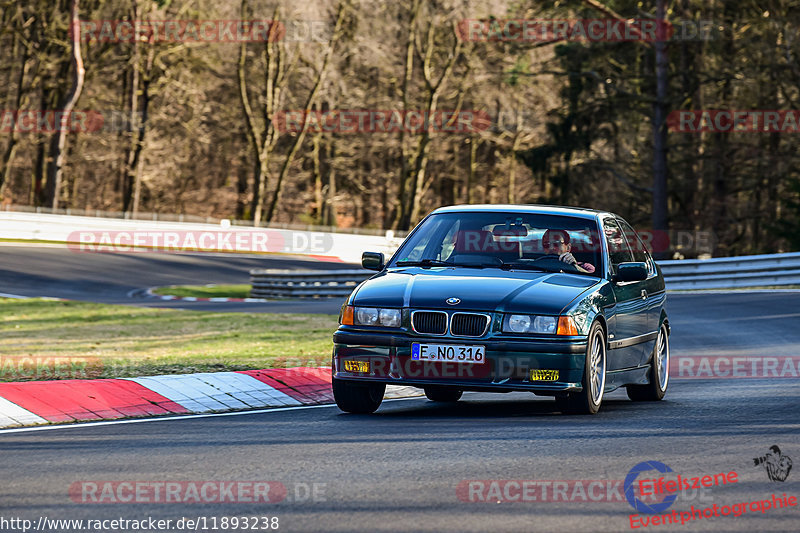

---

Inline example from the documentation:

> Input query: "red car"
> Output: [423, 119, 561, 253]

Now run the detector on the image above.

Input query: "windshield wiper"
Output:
[395, 259, 456, 267]
[395, 258, 497, 269]
[500, 262, 594, 276]
[500, 262, 561, 273]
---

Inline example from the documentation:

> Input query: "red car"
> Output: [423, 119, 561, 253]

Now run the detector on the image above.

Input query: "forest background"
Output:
[2, 0, 800, 258]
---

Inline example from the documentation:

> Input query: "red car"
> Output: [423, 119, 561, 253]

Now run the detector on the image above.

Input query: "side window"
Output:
[438, 220, 461, 261]
[401, 218, 452, 262]
[403, 238, 428, 263]
[603, 218, 633, 275]
[618, 219, 650, 264]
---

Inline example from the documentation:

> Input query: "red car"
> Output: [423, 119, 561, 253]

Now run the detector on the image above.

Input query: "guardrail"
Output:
[0, 211, 404, 263]
[250, 252, 800, 297]
[0, 204, 406, 237]
[249, 269, 372, 298]
[658, 252, 800, 290]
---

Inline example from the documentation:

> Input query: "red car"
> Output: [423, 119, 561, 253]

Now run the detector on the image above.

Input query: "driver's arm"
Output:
[559, 252, 595, 273]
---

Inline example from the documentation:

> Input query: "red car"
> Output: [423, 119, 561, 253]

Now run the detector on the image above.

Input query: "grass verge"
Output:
[152, 284, 252, 299]
[0, 298, 338, 381]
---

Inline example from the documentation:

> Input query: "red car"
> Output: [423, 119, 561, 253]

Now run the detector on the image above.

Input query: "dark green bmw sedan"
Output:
[332, 205, 670, 415]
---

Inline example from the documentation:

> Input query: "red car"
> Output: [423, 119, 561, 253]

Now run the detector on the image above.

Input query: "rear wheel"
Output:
[627, 323, 669, 401]
[332, 378, 385, 414]
[557, 321, 606, 415]
[424, 386, 463, 402]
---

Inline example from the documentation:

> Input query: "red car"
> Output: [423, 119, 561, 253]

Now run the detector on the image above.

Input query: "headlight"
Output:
[532, 316, 557, 334]
[355, 307, 379, 325]
[507, 314, 531, 333]
[350, 307, 403, 327]
[379, 308, 402, 327]
[503, 314, 558, 334]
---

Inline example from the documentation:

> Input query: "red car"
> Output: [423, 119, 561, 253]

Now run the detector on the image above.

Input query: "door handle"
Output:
[641, 289, 647, 300]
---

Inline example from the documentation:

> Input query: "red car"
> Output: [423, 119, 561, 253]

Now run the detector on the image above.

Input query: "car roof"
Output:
[430, 204, 612, 221]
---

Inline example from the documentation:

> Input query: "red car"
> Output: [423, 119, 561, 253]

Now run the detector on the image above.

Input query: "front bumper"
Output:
[333, 329, 587, 393]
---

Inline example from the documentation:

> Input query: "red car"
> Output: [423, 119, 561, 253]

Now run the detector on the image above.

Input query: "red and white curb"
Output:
[0, 368, 421, 429]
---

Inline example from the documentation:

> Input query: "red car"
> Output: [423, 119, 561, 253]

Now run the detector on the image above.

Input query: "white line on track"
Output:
[0, 292, 32, 298]
[668, 289, 800, 294]
[0, 397, 422, 436]
[0, 241, 69, 249]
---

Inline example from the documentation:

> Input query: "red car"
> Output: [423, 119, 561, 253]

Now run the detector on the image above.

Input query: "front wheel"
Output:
[627, 322, 669, 401]
[557, 321, 606, 415]
[332, 378, 385, 414]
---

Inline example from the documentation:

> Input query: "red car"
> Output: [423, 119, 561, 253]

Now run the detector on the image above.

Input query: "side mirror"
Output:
[362, 251, 385, 271]
[615, 262, 648, 283]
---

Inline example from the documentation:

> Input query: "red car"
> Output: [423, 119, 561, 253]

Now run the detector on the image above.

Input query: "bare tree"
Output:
[45, 0, 84, 209]
[265, 2, 347, 221]
[395, 6, 462, 229]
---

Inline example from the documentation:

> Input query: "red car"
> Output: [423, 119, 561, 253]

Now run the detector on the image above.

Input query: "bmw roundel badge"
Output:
[446, 297, 461, 305]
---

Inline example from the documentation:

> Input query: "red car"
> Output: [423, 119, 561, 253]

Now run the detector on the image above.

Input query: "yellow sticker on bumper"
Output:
[530, 369, 559, 381]
[344, 360, 370, 373]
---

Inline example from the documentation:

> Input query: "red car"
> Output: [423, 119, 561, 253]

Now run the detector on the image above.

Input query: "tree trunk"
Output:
[131, 41, 155, 215]
[45, 0, 85, 210]
[508, 131, 522, 204]
[312, 132, 323, 223]
[121, 0, 140, 213]
[0, 32, 29, 199]
[325, 141, 337, 227]
[651, 0, 669, 258]
[467, 137, 477, 203]
[264, 3, 347, 222]
[393, 0, 421, 229]
[238, 0, 267, 224]
[402, 20, 460, 227]
[235, 150, 249, 219]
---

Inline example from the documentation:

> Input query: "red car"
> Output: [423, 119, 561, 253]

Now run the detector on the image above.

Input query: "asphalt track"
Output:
[0, 246, 799, 532]
[0, 244, 348, 313]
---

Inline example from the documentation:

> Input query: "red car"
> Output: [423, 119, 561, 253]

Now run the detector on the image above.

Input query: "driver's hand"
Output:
[558, 252, 577, 265]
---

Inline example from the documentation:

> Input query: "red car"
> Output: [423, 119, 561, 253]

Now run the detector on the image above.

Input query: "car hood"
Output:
[351, 267, 601, 315]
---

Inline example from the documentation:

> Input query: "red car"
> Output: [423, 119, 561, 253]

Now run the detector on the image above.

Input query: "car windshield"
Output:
[390, 211, 602, 277]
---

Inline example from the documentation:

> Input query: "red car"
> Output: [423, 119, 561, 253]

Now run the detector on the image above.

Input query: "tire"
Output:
[627, 322, 669, 401]
[424, 386, 463, 402]
[332, 378, 385, 414]
[557, 321, 606, 415]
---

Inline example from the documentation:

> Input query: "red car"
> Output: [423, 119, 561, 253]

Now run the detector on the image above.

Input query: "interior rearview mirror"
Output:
[362, 251, 385, 271]
[492, 226, 527, 237]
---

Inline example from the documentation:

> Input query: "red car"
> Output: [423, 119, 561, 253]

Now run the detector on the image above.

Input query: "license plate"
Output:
[530, 369, 559, 381]
[411, 343, 485, 364]
[343, 360, 370, 373]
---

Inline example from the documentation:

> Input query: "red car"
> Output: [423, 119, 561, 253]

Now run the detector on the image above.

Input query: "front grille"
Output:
[411, 311, 447, 335]
[451, 313, 490, 337]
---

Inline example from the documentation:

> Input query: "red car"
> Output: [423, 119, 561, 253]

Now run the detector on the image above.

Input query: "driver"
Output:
[542, 229, 595, 273]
